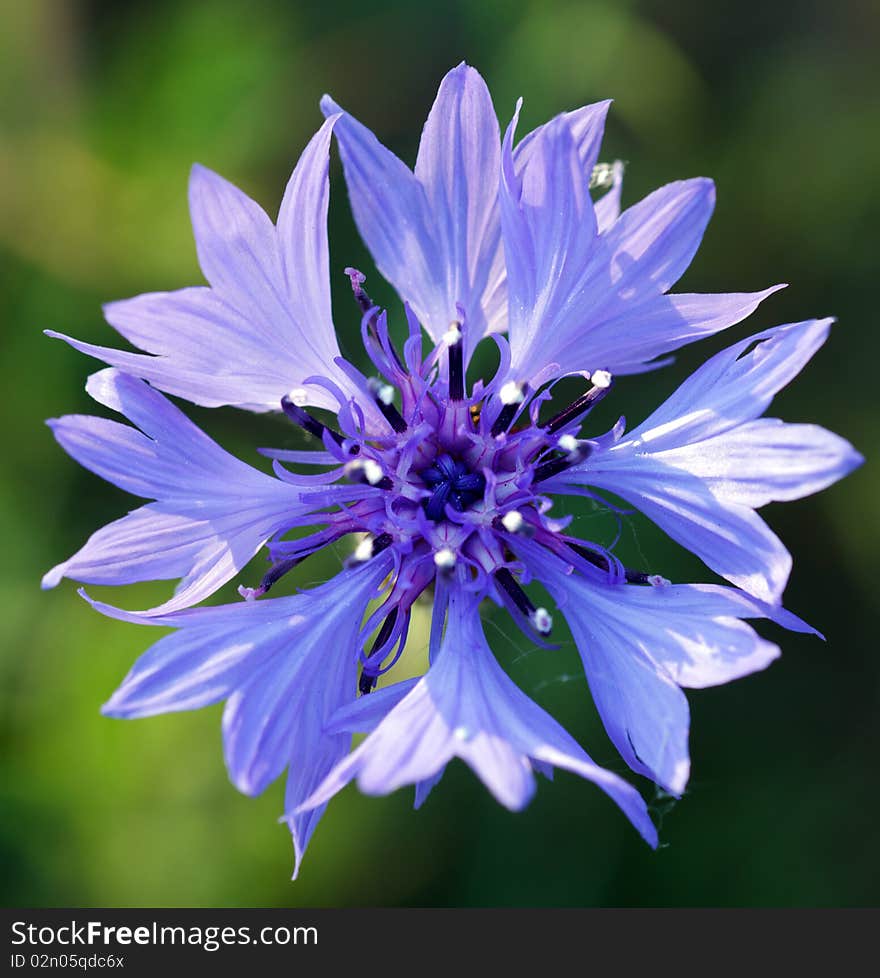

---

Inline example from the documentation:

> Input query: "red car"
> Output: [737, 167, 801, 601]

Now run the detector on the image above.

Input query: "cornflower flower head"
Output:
[44, 64, 862, 877]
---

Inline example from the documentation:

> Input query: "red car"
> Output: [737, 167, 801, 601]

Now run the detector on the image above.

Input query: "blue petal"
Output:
[514, 99, 612, 183]
[552, 319, 862, 601]
[515, 541, 796, 795]
[47, 118, 362, 416]
[501, 105, 600, 377]
[43, 369, 311, 613]
[499, 100, 761, 380]
[580, 457, 794, 603]
[598, 177, 715, 303]
[299, 586, 658, 847]
[560, 286, 786, 376]
[93, 556, 393, 878]
[323, 63, 501, 354]
[659, 418, 865, 508]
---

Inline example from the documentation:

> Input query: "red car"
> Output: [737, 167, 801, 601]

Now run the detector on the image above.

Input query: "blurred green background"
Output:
[1, 0, 877, 907]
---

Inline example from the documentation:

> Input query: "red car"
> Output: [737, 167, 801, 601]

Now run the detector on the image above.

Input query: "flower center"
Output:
[420, 453, 486, 520]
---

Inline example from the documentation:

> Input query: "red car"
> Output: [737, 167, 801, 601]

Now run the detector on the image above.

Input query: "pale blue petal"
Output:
[500, 103, 756, 380]
[515, 541, 793, 794]
[514, 100, 611, 182]
[577, 457, 793, 603]
[94, 556, 392, 877]
[43, 369, 309, 613]
[502, 108, 601, 378]
[49, 120, 359, 415]
[624, 319, 834, 447]
[651, 418, 864, 508]
[323, 64, 502, 352]
[552, 319, 859, 601]
[300, 586, 658, 846]
[554, 285, 785, 376]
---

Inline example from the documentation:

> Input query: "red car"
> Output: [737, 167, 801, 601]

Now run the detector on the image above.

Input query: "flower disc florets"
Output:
[263, 275, 627, 694]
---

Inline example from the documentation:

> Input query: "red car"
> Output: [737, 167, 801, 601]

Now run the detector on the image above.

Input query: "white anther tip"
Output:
[286, 387, 310, 406]
[353, 538, 374, 562]
[557, 434, 579, 453]
[501, 510, 524, 533]
[499, 380, 524, 406]
[434, 547, 456, 570]
[368, 377, 396, 405]
[591, 369, 613, 389]
[362, 459, 384, 485]
[531, 607, 553, 635]
[648, 574, 670, 588]
[442, 323, 462, 346]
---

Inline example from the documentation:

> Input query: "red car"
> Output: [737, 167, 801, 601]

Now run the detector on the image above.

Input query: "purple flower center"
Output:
[263, 272, 630, 693]
[420, 454, 486, 520]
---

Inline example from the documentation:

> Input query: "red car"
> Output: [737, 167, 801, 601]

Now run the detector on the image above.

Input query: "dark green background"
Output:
[1, 0, 877, 906]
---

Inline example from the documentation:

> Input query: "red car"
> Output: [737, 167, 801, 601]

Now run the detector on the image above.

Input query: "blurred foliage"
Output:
[0, 0, 877, 907]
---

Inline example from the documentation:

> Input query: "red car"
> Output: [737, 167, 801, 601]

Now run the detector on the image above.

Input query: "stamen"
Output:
[446, 322, 465, 401]
[346, 532, 393, 566]
[345, 458, 393, 490]
[589, 162, 618, 191]
[625, 570, 670, 587]
[625, 570, 650, 585]
[441, 323, 462, 346]
[367, 377, 407, 433]
[362, 459, 385, 485]
[501, 510, 524, 533]
[567, 541, 611, 573]
[491, 381, 526, 436]
[434, 548, 456, 570]
[500, 380, 525, 405]
[543, 372, 614, 435]
[359, 608, 399, 695]
[369, 378, 396, 406]
[494, 567, 536, 619]
[286, 387, 310, 406]
[281, 394, 345, 446]
[345, 266, 373, 317]
[533, 443, 592, 483]
[237, 555, 301, 600]
[352, 538, 374, 563]
[530, 607, 553, 635]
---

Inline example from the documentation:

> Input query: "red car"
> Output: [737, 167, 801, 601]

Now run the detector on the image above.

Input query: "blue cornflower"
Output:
[45, 64, 862, 876]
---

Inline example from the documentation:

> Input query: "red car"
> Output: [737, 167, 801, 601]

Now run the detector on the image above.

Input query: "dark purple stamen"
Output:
[494, 567, 537, 619]
[359, 608, 399, 695]
[544, 378, 613, 435]
[374, 395, 408, 434]
[490, 401, 520, 437]
[568, 541, 656, 585]
[348, 465, 394, 491]
[533, 443, 592, 483]
[567, 541, 611, 573]
[346, 266, 373, 318]
[421, 454, 485, 520]
[348, 266, 405, 371]
[258, 556, 305, 595]
[370, 532, 394, 557]
[624, 570, 653, 585]
[281, 395, 346, 447]
[448, 328, 465, 401]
